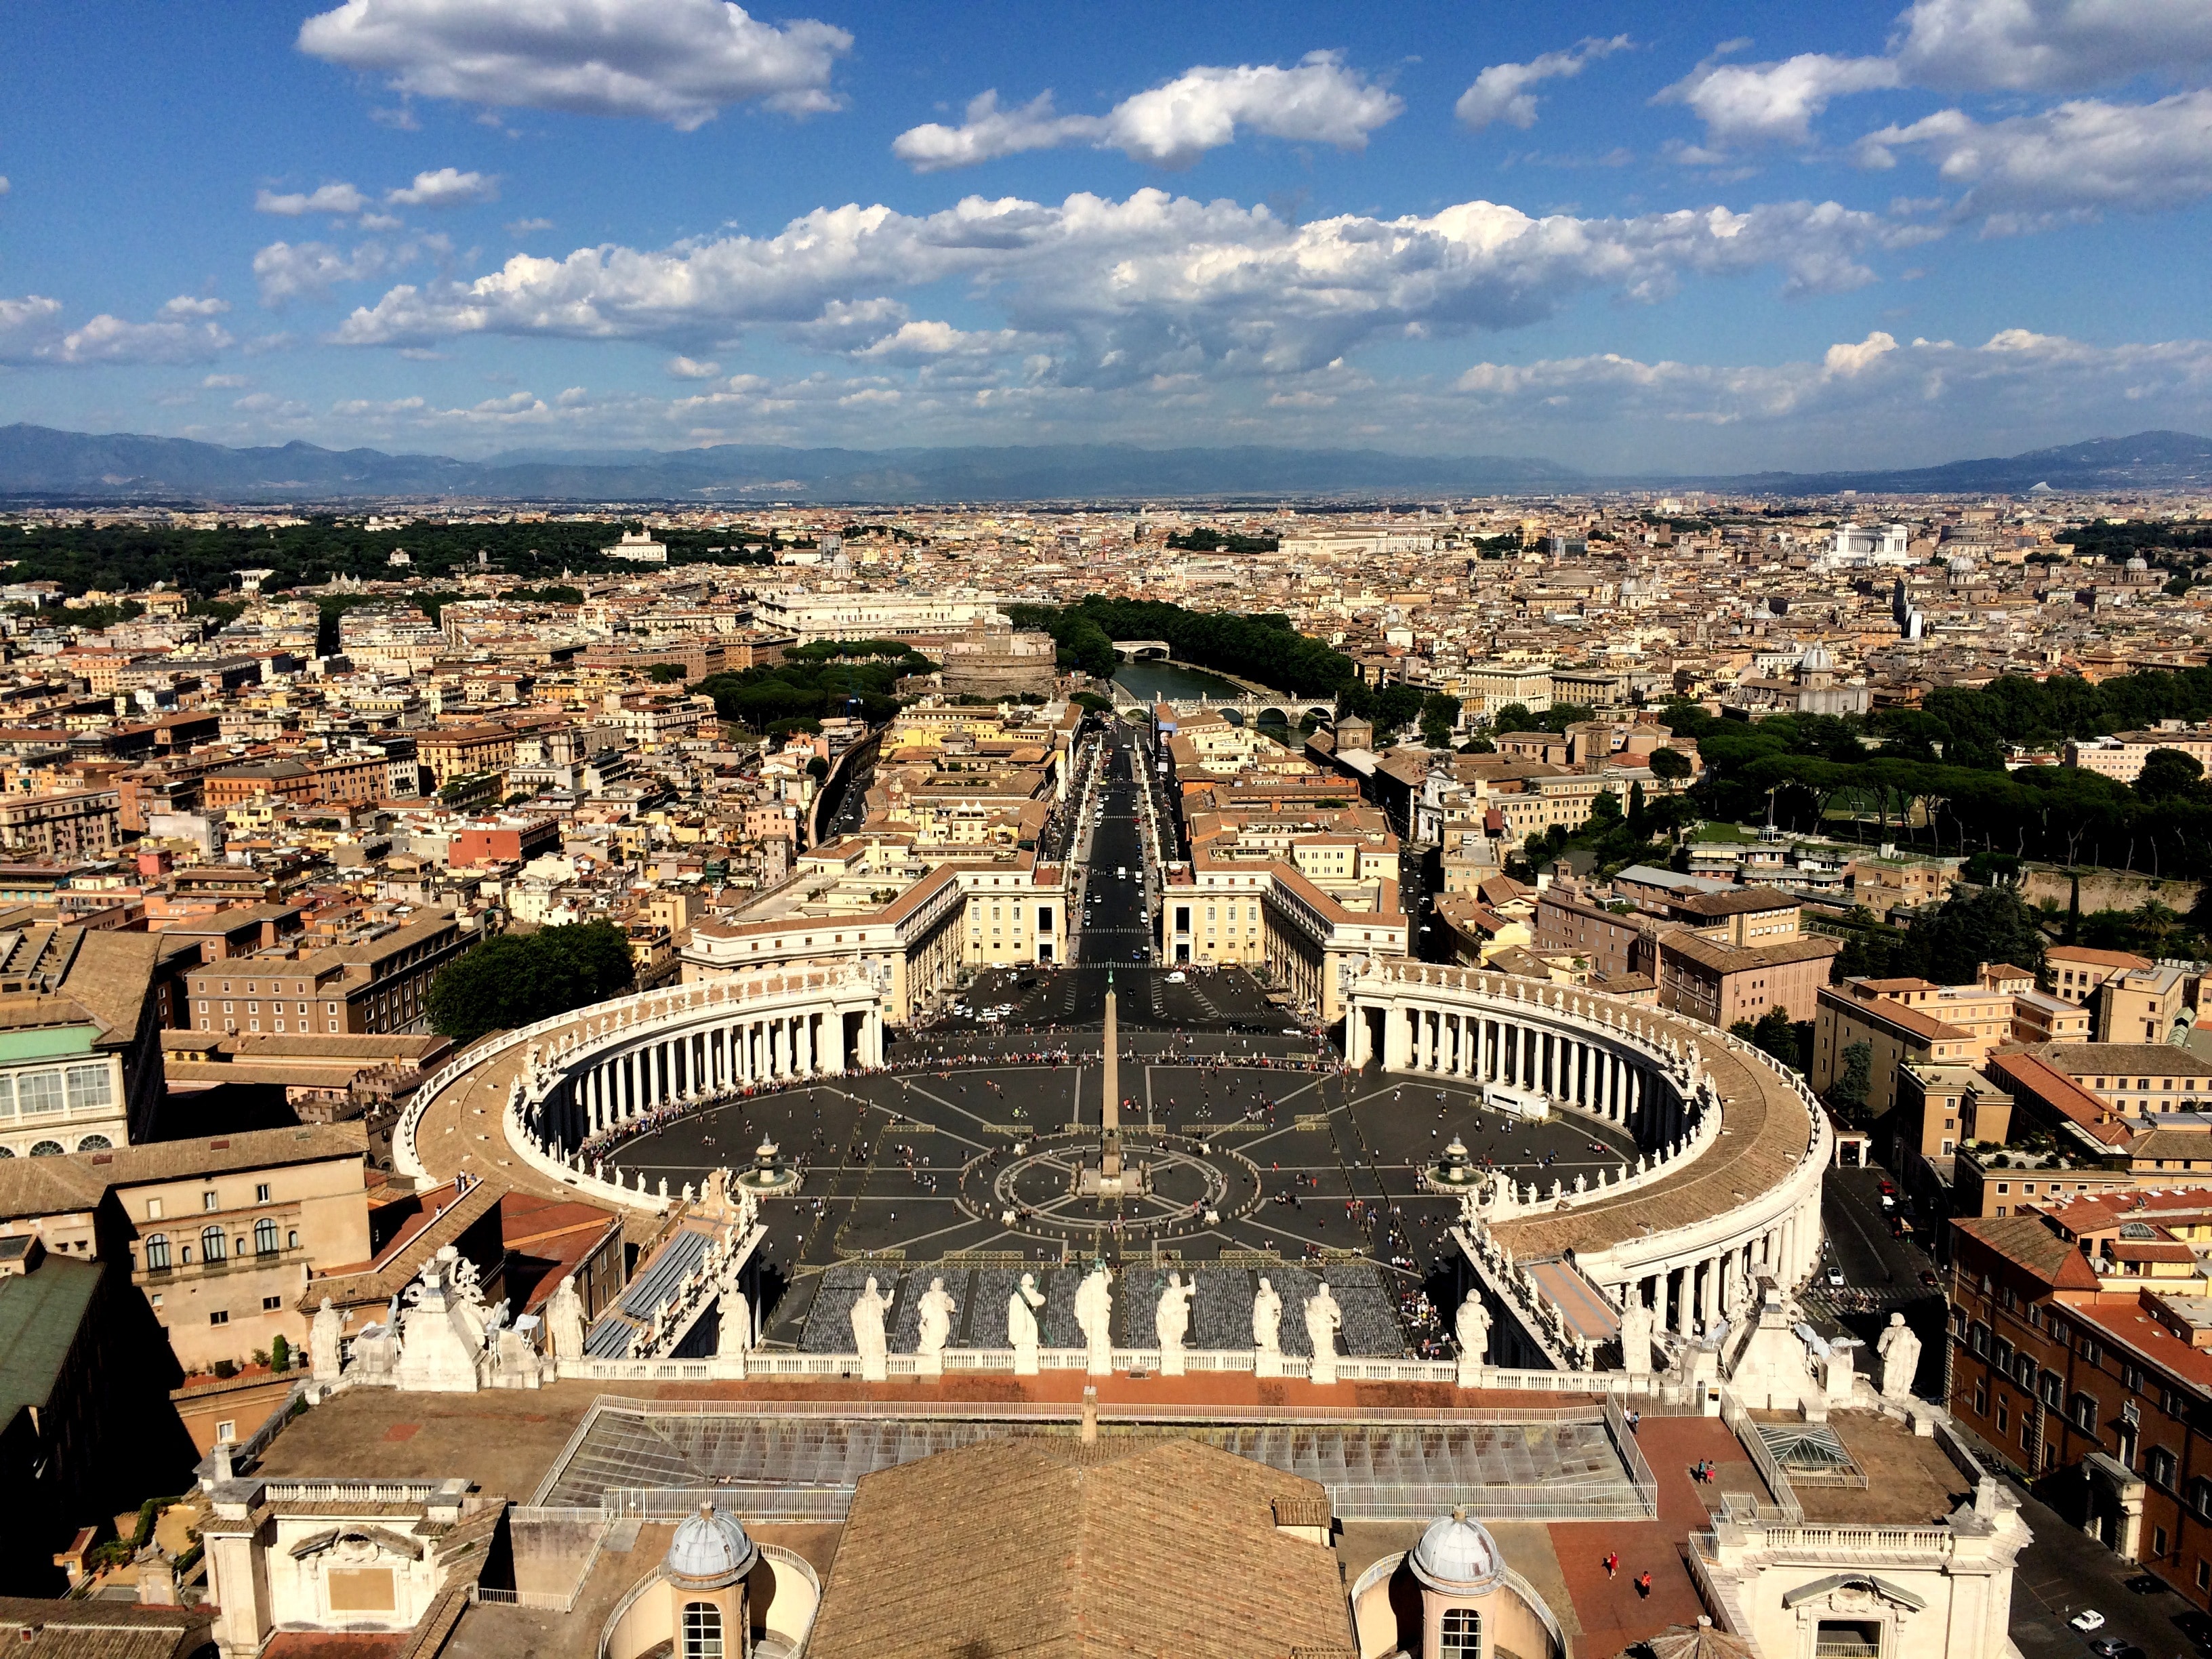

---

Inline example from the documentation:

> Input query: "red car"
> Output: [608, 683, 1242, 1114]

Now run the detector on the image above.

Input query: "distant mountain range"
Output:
[1, 421, 2209, 504]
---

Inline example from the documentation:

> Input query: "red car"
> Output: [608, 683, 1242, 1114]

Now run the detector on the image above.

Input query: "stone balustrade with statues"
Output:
[1348, 960, 1830, 1354]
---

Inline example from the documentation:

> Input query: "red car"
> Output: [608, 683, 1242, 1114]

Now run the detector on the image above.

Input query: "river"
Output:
[1110, 659, 1254, 703]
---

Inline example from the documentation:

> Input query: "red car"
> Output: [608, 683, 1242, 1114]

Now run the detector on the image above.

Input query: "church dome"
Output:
[1797, 642, 1834, 674]
[667, 1502, 758, 1589]
[1410, 1507, 1502, 1592]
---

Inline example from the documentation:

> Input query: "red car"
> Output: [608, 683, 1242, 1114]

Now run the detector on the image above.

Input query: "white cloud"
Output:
[893, 52, 1401, 171]
[161, 295, 231, 319]
[203, 373, 249, 388]
[327, 187, 1916, 384]
[0, 177, 11, 196]
[1891, 0, 2212, 92]
[1859, 89, 2212, 224]
[1455, 36, 1631, 131]
[1449, 327, 2212, 445]
[507, 217, 554, 234]
[252, 237, 445, 306]
[0, 295, 234, 366]
[854, 320, 1027, 360]
[666, 354, 721, 378]
[1658, 52, 1902, 149]
[297, 0, 853, 128]
[255, 182, 371, 216]
[386, 167, 498, 207]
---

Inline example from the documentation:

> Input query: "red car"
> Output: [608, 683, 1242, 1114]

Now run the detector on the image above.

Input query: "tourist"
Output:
[1604, 1551, 1618, 1578]
[1636, 1572, 1652, 1598]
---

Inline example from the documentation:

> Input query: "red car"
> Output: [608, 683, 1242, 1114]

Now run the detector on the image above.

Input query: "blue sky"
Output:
[3, 0, 2211, 472]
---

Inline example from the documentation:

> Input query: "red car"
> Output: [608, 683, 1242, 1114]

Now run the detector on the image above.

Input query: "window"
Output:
[287, 1229, 298, 1249]
[2150, 1447, 2179, 1489]
[255, 1183, 271, 1204]
[2126, 1364, 2146, 1393]
[1970, 1322, 1991, 1357]
[2165, 1386, 2190, 1418]
[263, 1295, 283, 1311]
[144, 1233, 170, 1271]
[1439, 1608, 1480, 1659]
[2200, 1560, 2210, 1591]
[209, 1310, 228, 1326]
[65, 1065, 111, 1111]
[202, 1191, 219, 1212]
[2042, 1370, 2064, 1410]
[681, 1603, 724, 1659]
[2072, 1392, 2101, 1433]
[16, 1071, 62, 1116]
[253, 1218, 279, 1256]
[201, 1225, 226, 1263]
[2081, 1337, 2102, 1366]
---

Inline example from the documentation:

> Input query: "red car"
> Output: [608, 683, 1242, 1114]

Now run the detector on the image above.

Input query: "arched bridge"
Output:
[1111, 693, 1336, 725]
[1111, 640, 1172, 660]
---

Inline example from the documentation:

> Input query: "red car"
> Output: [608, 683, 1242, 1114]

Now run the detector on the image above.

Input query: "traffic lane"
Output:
[1996, 1460, 2203, 1659]
[1821, 1164, 1934, 1290]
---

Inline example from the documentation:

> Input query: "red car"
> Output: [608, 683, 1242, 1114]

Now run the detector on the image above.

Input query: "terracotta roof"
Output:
[0, 1598, 212, 1659]
[1952, 1213, 2102, 1290]
[806, 1435, 1351, 1659]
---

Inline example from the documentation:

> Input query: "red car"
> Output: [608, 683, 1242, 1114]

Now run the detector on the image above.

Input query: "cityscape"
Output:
[5, 5, 2212, 1659]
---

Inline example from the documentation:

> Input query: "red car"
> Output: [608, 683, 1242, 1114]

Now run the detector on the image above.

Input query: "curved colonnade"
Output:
[1347, 962, 1830, 1341]
[394, 970, 886, 1212]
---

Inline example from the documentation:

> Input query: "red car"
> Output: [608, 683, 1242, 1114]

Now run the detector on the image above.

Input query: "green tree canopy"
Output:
[427, 921, 634, 1047]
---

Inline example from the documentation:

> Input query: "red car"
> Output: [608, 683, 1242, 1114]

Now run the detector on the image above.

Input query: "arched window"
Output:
[1440, 1607, 1480, 1659]
[28, 1141, 63, 1157]
[681, 1602, 724, 1659]
[201, 1225, 226, 1263]
[76, 1134, 111, 1153]
[254, 1218, 279, 1256]
[144, 1233, 171, 1271]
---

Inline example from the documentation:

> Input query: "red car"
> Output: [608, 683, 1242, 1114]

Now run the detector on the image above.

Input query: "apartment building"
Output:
[2064, 726, 2212, 783]
[0, 787, 120, 860]
[184, 908, 474, 1037]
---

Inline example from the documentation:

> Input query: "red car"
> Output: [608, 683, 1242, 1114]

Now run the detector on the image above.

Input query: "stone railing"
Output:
[1753, 1524, 1958, 1558]
[573, 1347, 1466, 1385]
[398, 968, 876, 1209]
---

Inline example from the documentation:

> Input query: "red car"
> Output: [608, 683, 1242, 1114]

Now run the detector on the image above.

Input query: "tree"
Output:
[1828, 1040, 1872, 1120]
[1904, 884, 2047, 983]
[806, 756, 830, 780]
[427, 921, 634, 1047]
[1492, 702, 1535, 735]
[270, 1334, 290, 1372]
[1648, 747, 1692, 786]
[2137, 747, 2205, 803]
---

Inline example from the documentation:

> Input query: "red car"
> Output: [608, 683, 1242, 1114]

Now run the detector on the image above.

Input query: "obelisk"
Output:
[1100, 970, 1122, 1181]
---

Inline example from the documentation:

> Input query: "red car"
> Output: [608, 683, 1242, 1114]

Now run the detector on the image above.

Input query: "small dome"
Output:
[667, 1502, 757, 1589]
[1797, 643, 1834, 673]
[1411, 1507, 1502, 1592]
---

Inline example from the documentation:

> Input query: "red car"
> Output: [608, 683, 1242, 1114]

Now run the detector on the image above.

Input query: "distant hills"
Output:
[0, 426, 1577, 504]
[1, 421, 2209, 504]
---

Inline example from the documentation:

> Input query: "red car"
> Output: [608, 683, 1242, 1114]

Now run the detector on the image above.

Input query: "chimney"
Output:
[1080, 1386, 1099, 1446]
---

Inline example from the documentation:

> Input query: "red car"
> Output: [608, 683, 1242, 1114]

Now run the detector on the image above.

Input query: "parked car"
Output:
[2071, 1610, 2106, 1633]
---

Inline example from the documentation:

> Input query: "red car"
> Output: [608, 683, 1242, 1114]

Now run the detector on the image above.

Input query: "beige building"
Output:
[185, 908, 473, 1037]
[0, 1123, 370, 1374]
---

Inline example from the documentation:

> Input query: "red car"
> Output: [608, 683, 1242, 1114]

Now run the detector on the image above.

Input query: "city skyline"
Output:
[3, 0, 2212, 471]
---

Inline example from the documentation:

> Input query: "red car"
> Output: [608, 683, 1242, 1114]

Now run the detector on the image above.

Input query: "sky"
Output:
[2, 0, 2211, 474]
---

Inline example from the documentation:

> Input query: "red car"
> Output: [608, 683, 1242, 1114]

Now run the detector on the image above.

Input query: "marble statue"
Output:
[1877, 1311, 1923, 1399]
[310, 1296, 345, 1382]
[1305, 1284, 1344, 1387]
[1074, 1264, 1115, 1376]
[1154, 1271, 1194, 1376]
[915, 1276, 958, 1378]
[1008, 1273, 1046, 1374]
[1618, 1296, 1655, 1376]
[851, 1275, 892, 1382]
[716, 1290, 750, 1364]
[1252, 1276, 1282, 1351]
[1454, 1288, 1491, 1387]
[392, 1251, 484, 1393]
[1723, 1257, 1750, 1320]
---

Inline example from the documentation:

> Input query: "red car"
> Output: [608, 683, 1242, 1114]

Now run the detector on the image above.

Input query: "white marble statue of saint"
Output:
[1075, 1264, 1115, 1376]
[1305, 1284, 1345, 1386]
[1618, 1296, 1654, 1376]
[1009, 1273, 1046, 1374]
[1454, 1288, 1491, 1387]
[915, 1276, 958, 1377]
[1876, 1311, 1923, 1399]
[544, 1275, 588, 1363]
[310, 1296, 345, 1382]
[1155, 1271, 1195, 1375]
[851, 1275, 893, 1381]
[1252, 1277, 1282, 1353]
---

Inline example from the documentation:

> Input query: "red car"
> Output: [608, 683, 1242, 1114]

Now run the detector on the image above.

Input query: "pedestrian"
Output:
[1604, 1551, 1618, 1578]
[1637, 1572, 1652, 1599]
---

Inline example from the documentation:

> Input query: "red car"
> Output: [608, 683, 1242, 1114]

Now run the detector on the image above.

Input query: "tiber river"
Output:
[1109, 659, 1250, 701]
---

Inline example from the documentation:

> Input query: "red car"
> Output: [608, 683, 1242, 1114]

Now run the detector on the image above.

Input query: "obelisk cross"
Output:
[1101, 969, 1122, 1179]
